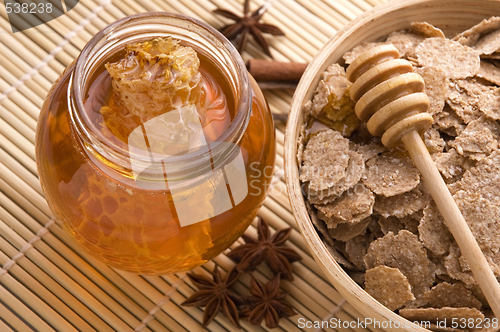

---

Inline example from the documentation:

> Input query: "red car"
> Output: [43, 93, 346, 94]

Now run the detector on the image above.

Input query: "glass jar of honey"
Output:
[35, 12, 276, 275]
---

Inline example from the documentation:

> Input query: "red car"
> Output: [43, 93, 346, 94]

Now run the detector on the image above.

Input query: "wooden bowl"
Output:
[284, 1, 500, 330]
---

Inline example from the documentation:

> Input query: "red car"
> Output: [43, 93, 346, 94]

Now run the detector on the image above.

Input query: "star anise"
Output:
[181, 265, 244, 328]
[227, 217, 302, 280]
[214, 0, 284, 58]
[240, 273, 297, 328]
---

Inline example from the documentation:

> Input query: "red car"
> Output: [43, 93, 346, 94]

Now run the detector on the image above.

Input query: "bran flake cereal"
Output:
[444, 245, 477, 285]
[401, 213, 421, 234]
[434, 105, 466, 136]
[305, 201, 333, 246]
[328, 216, 372, 242]
[324, 241, 355, 269]
[418, 202, 454, 256]
[374, 183, 430, 219]
[352, 141, 387, 161]
[476, 60, 500, 86]
[386, 31, 425, 58]
[453, 192, 500, 266]
[449, 78, 500, 122]
[377, 216, 405, 235]
[307, 64, 359, 136]
[345, 233, 371, 270]
[364, 265, 415, 311]
[472, 29, 500, 55]
[306, 64, 351, 117]
[424, 127, 446, 153]
[453, 16, 500, 47]
[416, 38, 480, 79]
[300, 17, 500, 323]
[422, 283, 482, 310]
[308, 150, 364, 204]
[300, 129, 350, 192]
[450, 116, 500, 159]
[315, 184, 374, 226]
[482, 52, 500, 60]
[432, 149, 469, 180]
[364, 230, 434, 297]
[362, 152, 420, 197]
[414, 66, 448, 116]
[410, 22, 446, 39]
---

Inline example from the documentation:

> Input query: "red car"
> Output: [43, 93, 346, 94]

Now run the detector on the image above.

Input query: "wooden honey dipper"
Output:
[347, 44, 500, 318]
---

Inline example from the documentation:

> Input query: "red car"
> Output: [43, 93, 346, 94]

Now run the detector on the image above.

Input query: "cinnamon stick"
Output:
[247, 59, 307, 84]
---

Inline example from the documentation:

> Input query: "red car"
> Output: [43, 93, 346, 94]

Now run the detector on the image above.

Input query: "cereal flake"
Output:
[444, 244, 476, 285]
[432, 149, 468, 180]
[446, 78, 500, 123]
[453, 16, 500, 46]
[450, 116, 500, 159]
[414, 66, 448, 116]
[377, 216, 405, 235]
[345, 233, 371, 270]
[411, 22, 445, 38]
[300, 129, 350, 192]
[418, 202, 454, 256]
[364, 230, 434, 297]
[363, 152, 420, 197]
[315, 184, 375, 226]
[434, 105, 466, 136]
[308, 151, 365, 204]
[476, 60, 500, 85]
[424, 128, 446, 153]
[374, 183, 430, 219]
[422, 282, 482, 310]
[351, 141, 387, 162]
[306, 201, 333, 246]
[416, 38, 480, 79]
[324, 242, 355, 269]
[386, 31, 425, 58]
[364, 265, 415, 310]
[473, 29, 500, 55]
[328, 216, 371, 242]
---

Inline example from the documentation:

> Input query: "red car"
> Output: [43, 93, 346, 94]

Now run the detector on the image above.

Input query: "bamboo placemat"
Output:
[0, 0, 389, 331]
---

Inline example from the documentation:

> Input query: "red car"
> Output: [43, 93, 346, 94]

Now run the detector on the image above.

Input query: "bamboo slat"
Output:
[0, 180, 180, 332]
[0, 134, 37, 175]
[0, 62, 48, 102]
[0, 105, 37, 141]
[0, 284, 56, 332]
[0, 316, 15, 332]
[0, 0, 392, 331]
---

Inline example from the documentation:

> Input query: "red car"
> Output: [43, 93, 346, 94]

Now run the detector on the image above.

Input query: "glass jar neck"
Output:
[68, 12, 252, 186]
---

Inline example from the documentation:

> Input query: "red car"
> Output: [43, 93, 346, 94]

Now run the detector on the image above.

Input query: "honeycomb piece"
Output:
[102, 37, 203, 141]
[306, 64, 359, 137]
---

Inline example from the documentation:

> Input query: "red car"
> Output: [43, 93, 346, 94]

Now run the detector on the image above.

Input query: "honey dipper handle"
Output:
[402, 130, 500, 319]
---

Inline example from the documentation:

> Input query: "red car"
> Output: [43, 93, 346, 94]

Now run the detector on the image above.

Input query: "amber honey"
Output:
[35, 13, 275, 275]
